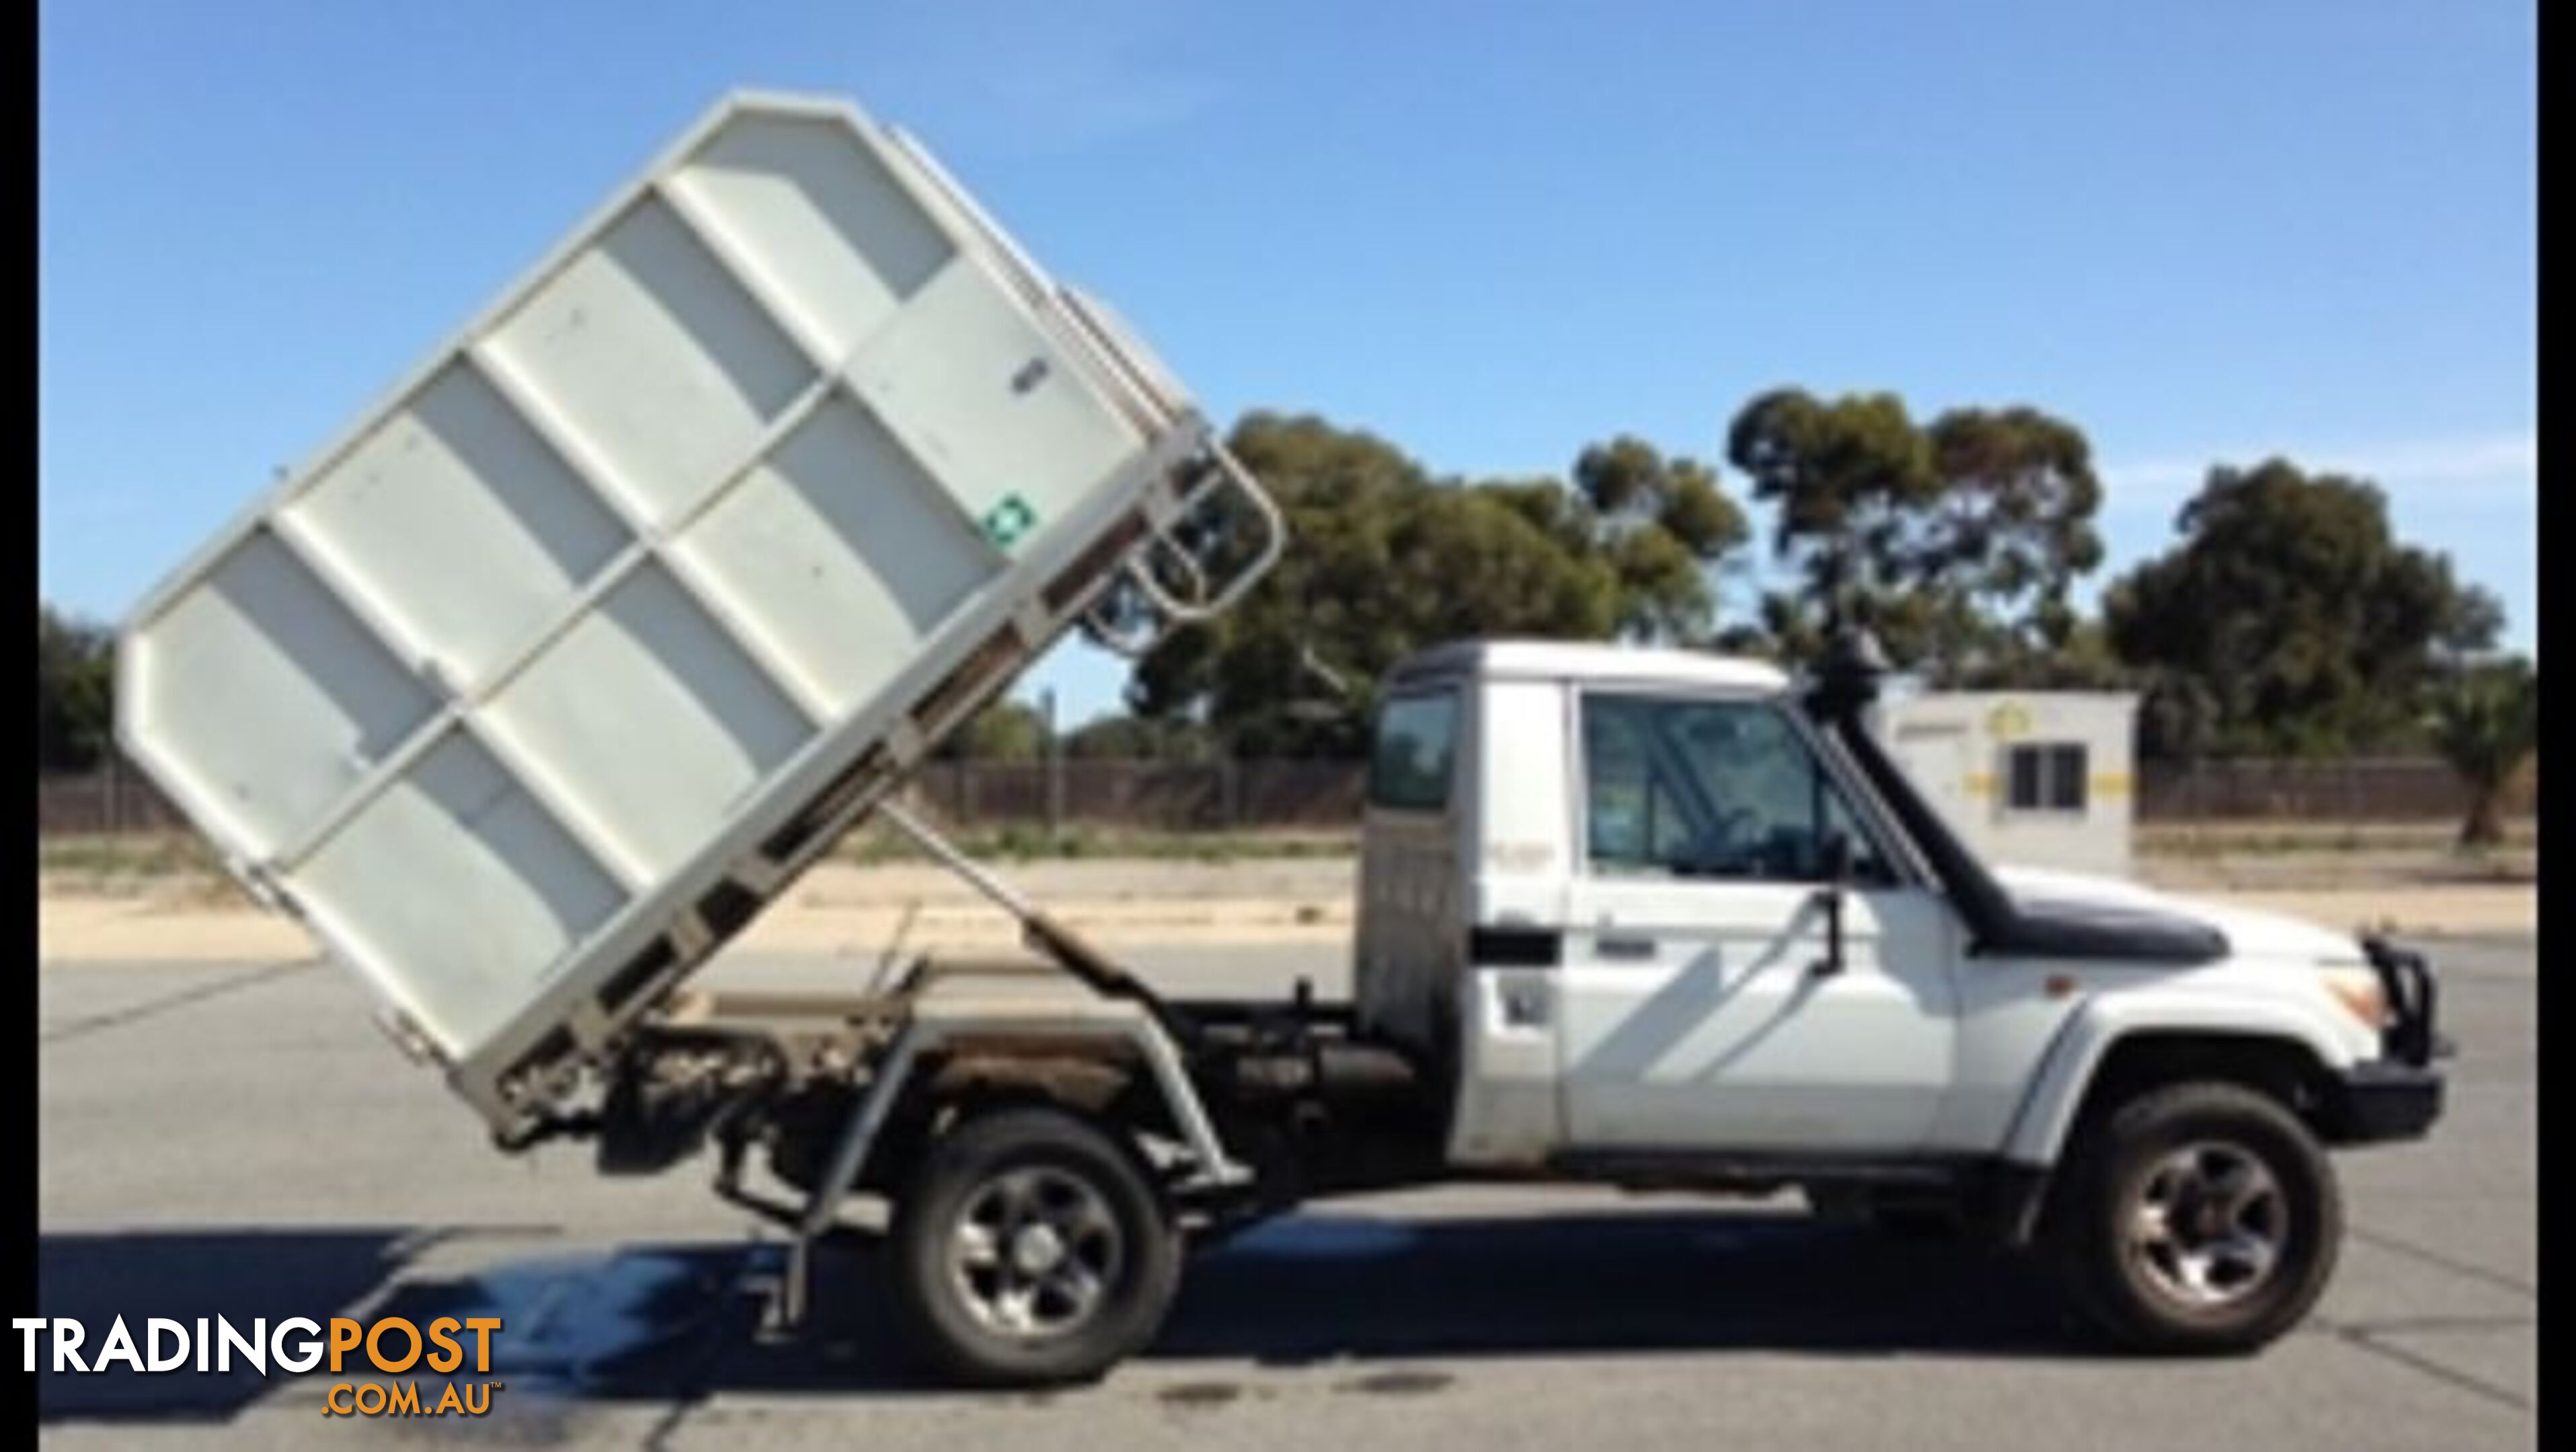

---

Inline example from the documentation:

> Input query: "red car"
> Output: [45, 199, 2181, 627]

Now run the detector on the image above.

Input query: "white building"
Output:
[1871, 690, 2142, 879]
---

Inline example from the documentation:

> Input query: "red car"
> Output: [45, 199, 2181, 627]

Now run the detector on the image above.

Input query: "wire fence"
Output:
[35, 750, 2534, 840]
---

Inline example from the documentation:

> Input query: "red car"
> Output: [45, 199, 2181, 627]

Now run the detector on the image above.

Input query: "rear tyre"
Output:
[2051, 1081, 2340, 1355]
[886, 1105, 1181, 1387]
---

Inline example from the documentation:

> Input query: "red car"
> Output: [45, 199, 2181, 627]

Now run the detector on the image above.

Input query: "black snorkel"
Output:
[1797, 631, 2226, 965]
[1801, 631, 2021, 950]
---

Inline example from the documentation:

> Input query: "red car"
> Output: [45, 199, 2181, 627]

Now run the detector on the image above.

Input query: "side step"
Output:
[1547, 1150, 2054, 1245]
[1548, 1149, 1974, 1193]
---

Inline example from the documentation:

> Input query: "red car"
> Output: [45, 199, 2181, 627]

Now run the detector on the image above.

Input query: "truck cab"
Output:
[1356, 639, 2440, 1165]
[1357, 639, 1968, 1166]
[1340, 638, 2442, 1339]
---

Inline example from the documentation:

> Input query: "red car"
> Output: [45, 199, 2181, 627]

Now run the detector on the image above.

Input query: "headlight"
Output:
[2320, 964, 2388, 1031]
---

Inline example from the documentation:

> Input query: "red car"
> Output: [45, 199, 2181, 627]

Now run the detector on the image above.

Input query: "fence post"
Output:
[1040, 689, 1062, 838]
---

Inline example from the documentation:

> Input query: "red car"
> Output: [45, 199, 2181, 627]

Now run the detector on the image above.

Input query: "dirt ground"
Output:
[34, 853, 2534, 965]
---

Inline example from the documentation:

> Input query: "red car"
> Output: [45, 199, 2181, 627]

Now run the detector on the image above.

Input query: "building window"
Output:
[1369, 691, 1458, 811]
[2004, 742, 2089, 813]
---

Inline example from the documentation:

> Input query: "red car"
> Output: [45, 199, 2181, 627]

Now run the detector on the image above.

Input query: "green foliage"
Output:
[1061, 713, 1222, 762]
[1120, 404, 2505, 766]
[1131, 413, 1750, 755]
[2425, 655, 2537, 848]
[1919, 405, 2105, 676]
[1569, 436, 1752, 638]
[937, 698, 1049, 762]
[1951, 618, 2130, 692]
[1723, 388, 2105, 682]
[2104, 460, 2504, 758]
[39, 604, 117, 774]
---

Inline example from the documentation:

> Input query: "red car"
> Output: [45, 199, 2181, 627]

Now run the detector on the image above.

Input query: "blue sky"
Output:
[40, 1, 2535, 725]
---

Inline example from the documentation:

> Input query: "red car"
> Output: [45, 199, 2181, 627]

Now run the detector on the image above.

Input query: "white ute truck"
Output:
[117, 90, 2445, 1387]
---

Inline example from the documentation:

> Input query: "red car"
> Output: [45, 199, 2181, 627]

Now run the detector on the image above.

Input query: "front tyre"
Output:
[887, 1106, 1181, 1386]
[2052, 1081, 2341, 1354]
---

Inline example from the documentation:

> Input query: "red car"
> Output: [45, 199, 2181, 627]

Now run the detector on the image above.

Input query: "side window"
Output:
[2004, 741, 2088, 813]
[1369, 692, 1458, 811]
[1580, 698, 1692, 868]
[1581, 694, 1894, 885]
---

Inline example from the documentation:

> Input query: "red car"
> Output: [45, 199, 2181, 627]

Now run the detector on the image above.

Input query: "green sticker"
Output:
[982, 493, 1038, 550]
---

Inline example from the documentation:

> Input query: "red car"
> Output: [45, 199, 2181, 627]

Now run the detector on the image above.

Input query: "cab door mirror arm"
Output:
[1809, 830, 1853, 976]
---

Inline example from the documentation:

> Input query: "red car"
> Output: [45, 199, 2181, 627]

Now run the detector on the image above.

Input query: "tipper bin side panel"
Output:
[663, 111, 958, 361]
[127, 531, 443, 858]
[117, 93, 1189, 1074]
[278, 362, 632, 690]
[666, 395, 998, 719]
[290, 730, 630, 1052]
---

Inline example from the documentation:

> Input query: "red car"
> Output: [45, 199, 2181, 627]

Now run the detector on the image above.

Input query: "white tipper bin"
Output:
[113, 91, 1280, 1134]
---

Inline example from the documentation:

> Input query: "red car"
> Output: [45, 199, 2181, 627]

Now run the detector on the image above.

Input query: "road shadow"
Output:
[33, 1209, 2087, 1422]
[1159, 1209, 2078, 1363]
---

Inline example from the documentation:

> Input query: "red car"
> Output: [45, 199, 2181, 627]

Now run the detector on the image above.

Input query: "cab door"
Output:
[1557, 690, 1961, 1152]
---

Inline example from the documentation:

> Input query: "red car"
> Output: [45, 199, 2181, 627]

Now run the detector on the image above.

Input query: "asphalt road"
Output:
[34, 938, 2536, 1449]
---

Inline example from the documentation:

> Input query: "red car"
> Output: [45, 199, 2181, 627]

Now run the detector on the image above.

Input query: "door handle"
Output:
[1596, 934, 1659, 961]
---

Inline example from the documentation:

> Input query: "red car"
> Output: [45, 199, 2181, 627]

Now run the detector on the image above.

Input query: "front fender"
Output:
[1999, 987, 2364, 1167]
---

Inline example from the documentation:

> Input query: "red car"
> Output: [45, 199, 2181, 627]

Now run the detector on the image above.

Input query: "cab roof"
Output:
[1384, 639, 1792, 694]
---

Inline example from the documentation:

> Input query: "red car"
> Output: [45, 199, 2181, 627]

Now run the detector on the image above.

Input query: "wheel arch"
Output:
[861, 1048, 1159, 1191]
[2002, 996, 2354, 1170]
